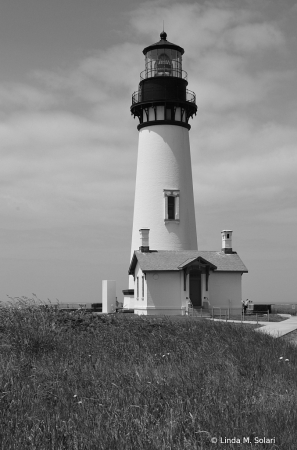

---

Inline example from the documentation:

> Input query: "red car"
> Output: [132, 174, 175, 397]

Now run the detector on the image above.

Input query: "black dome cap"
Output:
[142, 31, 184, 55]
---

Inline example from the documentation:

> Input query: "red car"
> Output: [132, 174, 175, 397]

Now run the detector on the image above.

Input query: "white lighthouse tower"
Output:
[130, 31, 198, 258]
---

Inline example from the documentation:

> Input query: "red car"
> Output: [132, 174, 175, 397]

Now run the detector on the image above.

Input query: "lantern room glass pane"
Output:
[155, 52, 172, 76]
[145, 48, 182, 79]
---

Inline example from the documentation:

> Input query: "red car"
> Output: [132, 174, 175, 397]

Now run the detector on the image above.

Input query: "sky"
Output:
[0, 0, 296, 306]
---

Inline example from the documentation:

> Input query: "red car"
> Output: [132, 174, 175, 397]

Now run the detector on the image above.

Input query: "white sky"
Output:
[0, 0, 296, 305]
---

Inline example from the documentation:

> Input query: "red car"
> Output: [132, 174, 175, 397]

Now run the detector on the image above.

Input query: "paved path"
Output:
[209, 315, 297, 338]
[209, 318, 268, 326]
[254, 315, 297, 338]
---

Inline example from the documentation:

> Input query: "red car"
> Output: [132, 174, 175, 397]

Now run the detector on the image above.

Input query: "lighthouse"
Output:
[121, 32, 248, 315]
[130, 31, 198, 258]
[118, 31, 247, 315]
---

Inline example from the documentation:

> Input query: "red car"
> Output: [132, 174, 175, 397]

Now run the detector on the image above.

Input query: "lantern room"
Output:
[131, 31, 197, 130]
[142, 31, 184, 79]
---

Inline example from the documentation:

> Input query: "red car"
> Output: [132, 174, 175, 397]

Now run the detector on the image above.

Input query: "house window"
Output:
[142, 275, 145, 300]
[164, 190, 180, 221]
[227, 233, 229, 239]
[136, 277, 139, 300]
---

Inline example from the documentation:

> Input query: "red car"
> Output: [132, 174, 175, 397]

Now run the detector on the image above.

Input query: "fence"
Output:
[211, 307, 270, 323]
[186, 305, 272, 323]
[44, 303, 102, 311]
[43, 302, 297, 317]
[186, 305, 210, 317]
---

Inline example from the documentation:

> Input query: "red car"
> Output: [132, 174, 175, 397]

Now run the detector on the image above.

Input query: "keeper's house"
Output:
[125, 229, 248, 316]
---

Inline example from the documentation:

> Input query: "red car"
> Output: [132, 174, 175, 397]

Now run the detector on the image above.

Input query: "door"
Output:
[189, 271, 202, 307]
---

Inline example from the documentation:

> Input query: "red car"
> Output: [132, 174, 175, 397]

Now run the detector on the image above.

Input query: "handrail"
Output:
[131, 88, 196, 105]
[211, 307, 270, 322]
[140, 68, 188, 80]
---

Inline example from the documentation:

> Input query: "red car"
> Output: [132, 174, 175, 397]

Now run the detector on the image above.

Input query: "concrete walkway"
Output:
[255, 315, 297, 338]
[209, 314, 297, 338]
[209, 318, 268, 326]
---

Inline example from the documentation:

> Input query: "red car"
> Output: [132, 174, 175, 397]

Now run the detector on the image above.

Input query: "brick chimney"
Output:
[139, 228, 150, 252]
[221, 230, 233, 254]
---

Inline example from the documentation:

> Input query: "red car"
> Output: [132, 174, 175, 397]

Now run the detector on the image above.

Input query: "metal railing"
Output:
[140, 68, 188, 80]
[185, 301, 211, 317]
[211, 307, 270, 323]
[131, 88, 196, 105]
[185, 306, 272, 322]
[212, 307, 230, 320]
[52, 303, 102, 311]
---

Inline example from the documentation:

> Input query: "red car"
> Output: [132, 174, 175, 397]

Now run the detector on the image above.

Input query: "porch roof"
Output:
[128, 250, 248, 275]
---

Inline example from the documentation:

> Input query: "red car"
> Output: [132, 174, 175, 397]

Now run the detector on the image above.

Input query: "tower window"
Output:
[168, 196, 175, 219]
[164, 189, 180, 221]
[166, 108, 172, 120]
[227, 234, 229, 239]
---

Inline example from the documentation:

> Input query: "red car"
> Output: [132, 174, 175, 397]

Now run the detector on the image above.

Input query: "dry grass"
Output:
[0, 297, 297, 449]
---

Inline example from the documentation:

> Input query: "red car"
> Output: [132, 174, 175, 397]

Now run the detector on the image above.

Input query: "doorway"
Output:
[189, 271, 202, 308]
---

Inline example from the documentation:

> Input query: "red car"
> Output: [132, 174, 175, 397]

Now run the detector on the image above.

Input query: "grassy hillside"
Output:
[0, 298, 296, 449]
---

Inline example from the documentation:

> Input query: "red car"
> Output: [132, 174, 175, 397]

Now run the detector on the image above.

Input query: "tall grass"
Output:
[0, 297, 296, 449]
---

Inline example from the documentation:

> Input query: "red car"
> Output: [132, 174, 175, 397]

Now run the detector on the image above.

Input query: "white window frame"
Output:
[164, 189, 180, 222]
[142, 275, 145, 301]
[136, 277, 139, 301]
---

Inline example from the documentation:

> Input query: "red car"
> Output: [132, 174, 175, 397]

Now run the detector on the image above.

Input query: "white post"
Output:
[164, 195, 168, 220]
[102, 280, 116, 314]
[175, 195, 180, 220]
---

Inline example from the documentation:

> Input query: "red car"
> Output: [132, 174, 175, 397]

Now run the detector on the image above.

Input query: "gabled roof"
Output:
[128, 250, 248, 275]
[178, 256, 217, 270]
